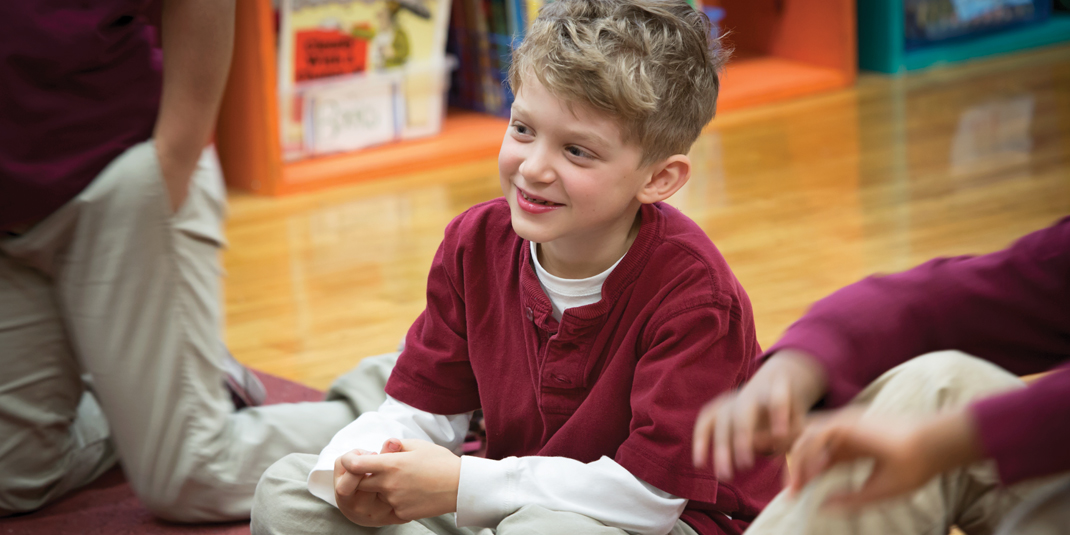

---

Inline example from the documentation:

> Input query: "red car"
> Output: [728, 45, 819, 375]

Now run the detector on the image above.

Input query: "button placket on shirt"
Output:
[524, 300, 598, 411]
[540, 324, 589, 390]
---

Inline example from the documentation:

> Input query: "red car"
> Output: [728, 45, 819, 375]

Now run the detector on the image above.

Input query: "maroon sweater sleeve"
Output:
[970, 364, 1070, 483]
[764, 216, 1070, 483]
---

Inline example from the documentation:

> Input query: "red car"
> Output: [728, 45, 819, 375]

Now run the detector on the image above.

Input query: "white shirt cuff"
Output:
[456, 455, 520, 528]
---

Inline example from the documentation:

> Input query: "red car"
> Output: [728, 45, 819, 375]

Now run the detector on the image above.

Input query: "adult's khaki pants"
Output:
[0, 142, 391, 522]
[745, 351, 1070, 535]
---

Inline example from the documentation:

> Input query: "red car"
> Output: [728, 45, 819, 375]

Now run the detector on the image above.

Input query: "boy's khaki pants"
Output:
[251, 454, 701, 535]
[745, 351, 1070, 535]
[0, 142, 392, 522]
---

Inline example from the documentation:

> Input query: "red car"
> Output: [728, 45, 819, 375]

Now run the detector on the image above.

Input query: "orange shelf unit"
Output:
[715, 0, 857, 112]
[216, 0, 855, 196]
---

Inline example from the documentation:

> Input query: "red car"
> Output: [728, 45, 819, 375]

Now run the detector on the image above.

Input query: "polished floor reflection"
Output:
[224, 45, 1070, 390]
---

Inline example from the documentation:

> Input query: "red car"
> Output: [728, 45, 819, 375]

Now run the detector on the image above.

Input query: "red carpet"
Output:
[0, 371, 324, 535]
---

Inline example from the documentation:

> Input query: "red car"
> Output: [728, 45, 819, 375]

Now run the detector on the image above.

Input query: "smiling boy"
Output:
[251, 1, 781, 533]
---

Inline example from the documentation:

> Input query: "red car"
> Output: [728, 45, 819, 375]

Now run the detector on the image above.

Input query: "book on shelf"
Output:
[447, 0, 541, 117]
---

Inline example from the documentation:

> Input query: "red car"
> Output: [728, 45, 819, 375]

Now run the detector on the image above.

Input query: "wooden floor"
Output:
[224, 45, 1070, 391]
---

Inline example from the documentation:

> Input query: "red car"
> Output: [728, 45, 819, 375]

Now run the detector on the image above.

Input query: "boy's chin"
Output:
[508, 212, 551, 244]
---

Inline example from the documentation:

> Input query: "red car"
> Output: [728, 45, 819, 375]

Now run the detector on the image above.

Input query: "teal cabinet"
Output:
[859, 0, 1070, 72]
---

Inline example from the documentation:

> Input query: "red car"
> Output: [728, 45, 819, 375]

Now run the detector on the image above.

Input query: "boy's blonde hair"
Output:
[509, 0, 729, 165]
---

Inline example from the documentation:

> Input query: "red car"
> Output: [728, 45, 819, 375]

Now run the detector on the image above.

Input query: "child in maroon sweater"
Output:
[695, 217, 1070, 534]
[252, 1, 781, 534]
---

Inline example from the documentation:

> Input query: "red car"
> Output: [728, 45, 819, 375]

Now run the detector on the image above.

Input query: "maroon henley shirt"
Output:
[386, 199, 783, 534]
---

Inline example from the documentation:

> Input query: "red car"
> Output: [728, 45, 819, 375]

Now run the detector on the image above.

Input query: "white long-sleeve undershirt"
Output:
[308, 397, 686, 535]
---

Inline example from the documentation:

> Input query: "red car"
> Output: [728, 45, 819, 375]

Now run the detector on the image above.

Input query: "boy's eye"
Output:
[511, 123, 531, 136]
[566, 146, 592, 159]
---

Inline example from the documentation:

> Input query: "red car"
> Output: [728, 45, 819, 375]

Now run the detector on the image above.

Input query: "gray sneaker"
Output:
[222, 349, 267, 409]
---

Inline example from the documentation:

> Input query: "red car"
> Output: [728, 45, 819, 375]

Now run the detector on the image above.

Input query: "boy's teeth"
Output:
[523, 191, 550, 205]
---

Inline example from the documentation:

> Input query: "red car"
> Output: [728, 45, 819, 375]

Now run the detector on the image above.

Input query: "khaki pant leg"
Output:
[252, 453, 488, 535]
[495, 504, 699, 535]
[0, 255, 116, 515]
[1, 141, 383, 522]
[995, 476, 1070, 535]
[328, 352, 400, 411]
[746, 351, 1040, 535]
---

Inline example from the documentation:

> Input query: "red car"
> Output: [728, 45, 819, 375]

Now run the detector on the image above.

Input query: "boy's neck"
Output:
[537, 211, 643, 280]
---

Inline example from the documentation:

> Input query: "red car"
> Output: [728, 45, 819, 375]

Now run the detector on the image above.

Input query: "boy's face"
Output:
[499, 76, 652, 249]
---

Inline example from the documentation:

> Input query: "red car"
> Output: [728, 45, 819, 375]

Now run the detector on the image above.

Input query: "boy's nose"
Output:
[519, 147, 556, 184]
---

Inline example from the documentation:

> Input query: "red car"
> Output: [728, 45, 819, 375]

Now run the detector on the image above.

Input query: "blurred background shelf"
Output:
[859, 0, 1070, 73]
[217, 0, 856, 195]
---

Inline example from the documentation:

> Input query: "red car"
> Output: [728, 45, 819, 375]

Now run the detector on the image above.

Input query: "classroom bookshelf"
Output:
[216, 0, 856, 196]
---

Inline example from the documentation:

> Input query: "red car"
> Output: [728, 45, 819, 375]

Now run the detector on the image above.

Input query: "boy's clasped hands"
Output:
[333, 438, 462, 526]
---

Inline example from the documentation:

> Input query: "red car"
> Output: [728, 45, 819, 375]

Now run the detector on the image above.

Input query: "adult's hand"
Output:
[693, 348, 828, 480]
[786, 407, 985, 509]
[343, 439, 462, 522]
[334, 441, 406, 527]
[155, 141, 203, 214]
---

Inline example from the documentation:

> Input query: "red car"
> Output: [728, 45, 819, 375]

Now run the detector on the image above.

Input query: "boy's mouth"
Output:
[518, 188, 563, 207]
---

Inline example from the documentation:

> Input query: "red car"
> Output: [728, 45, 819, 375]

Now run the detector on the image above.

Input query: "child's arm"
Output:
[457, 454, 687, 533]
[341, 444, 686, 535]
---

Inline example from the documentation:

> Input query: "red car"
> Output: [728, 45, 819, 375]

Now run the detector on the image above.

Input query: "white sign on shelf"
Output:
[306, 74, 397, 155]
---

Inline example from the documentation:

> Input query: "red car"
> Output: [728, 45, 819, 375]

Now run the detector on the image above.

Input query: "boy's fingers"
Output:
[335, 456, 362, 496]
[380, 438, 403, 454]
[335, 469, 364, 497]
[398, 438, 442, 453]
[356, 471, 387, 493]
[344, 487, 402, 526]
[334, 456, 346, 479]
[341, 451, 392, 475]
[374, 493, 407, 524]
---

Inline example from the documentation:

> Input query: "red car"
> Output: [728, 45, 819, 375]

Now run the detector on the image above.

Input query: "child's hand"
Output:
[334, 442, 406, 526]
[786, 407, 984, 509]
[341, 438, 462, 522]
[692, 349, 828, 480]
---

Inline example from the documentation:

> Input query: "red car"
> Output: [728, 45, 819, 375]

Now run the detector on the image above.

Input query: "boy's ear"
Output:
[636, 155, 691, 204]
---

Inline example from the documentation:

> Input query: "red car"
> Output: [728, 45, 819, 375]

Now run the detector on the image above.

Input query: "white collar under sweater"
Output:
[530, 241, 625, 322]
